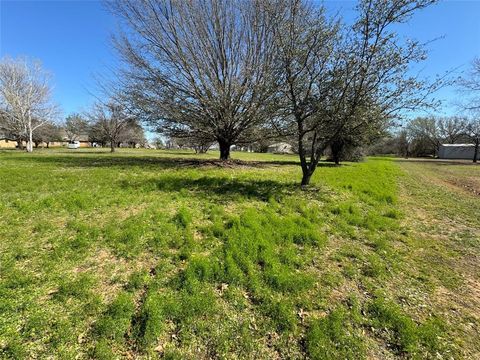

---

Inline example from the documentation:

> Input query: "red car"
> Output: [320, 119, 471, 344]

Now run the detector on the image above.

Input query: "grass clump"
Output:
[367, 296, 447, 356]
[306, 306, 365, 360]
[92, 338, 115, 360]
[55, 273, 97, 301]
[133, 292, 167, 350]
[95, 292, 135, 342]
[260, 297, 297, 333]
[173, 207, 193, 228]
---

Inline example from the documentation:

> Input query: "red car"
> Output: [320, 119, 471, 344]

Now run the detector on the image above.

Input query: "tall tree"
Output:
[406, 116, 467, 157]
[437, 116, 468, 144]
[108, 0, 277, 160]
[122, 120, 146, 148]
[0, 57, 57, 152]
[396, 129, 413, 158]
[457, 58, 480, 162]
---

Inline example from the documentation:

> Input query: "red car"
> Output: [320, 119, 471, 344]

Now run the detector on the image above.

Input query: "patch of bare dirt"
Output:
[443, 177, 480, 196]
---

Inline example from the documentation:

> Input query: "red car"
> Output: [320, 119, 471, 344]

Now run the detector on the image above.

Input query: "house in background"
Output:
[267, 142, 294, 154]
[0, 136, 16, 149]
[69, 134, 91, 147]
[0, 132, 22, 148]
[438, 144, 477, 160]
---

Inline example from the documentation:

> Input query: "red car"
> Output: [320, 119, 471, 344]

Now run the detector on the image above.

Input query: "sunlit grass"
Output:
[0, 149, 478, 358]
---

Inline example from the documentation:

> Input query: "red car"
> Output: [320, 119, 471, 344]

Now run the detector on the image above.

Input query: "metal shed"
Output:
[438, 144, 476, 160]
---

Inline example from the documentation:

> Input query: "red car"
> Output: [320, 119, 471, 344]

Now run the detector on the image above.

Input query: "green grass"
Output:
[0, 148, 479, 358]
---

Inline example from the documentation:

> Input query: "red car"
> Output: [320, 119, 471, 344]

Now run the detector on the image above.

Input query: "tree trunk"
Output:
[331, 139, 343, 165]
[46, 142, 50, 148]
[301, 171, 312, 186]
[297, 125, 314, 187]
[474, 139, 479, 163]
[27, 128, 33, 152]
[219, 140, 231, 160]
[110, 141, 115, 153]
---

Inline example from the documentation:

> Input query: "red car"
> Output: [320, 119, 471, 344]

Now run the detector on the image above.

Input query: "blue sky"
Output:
[1, 0, 479, 119]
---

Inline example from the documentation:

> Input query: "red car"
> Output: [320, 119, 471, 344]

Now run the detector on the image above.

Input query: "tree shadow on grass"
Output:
[9, 153, 340, 170]
[119, 175, 301, 202]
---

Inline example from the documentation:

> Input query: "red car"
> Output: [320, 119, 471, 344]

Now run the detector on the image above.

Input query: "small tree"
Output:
[152, 137, 164, 149]
[65, 113, 88, 142]
[0, 117, 26, 149]
[270, 0, 339, 184]
[32, 121, 62, 148]
[272, 0, 439, 185]
[88, 101, 133, 153]
[0, 57, 57, 152]
[122, 120, 145, 148]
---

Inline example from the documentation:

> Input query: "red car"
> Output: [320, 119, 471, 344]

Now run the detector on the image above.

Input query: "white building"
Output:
[267, 142, 294, 154]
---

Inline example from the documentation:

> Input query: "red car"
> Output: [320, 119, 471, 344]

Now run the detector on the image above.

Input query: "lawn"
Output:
[0, 149, 478, 359]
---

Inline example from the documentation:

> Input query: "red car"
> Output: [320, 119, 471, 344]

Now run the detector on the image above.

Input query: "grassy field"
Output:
[0, 149, 479, 359]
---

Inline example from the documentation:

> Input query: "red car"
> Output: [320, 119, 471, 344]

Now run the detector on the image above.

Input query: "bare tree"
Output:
[0, 57, 57, 152]
[465, 117, 480, 162]
[122, 120, 146, 148]
[437, 116, 468, 144]
[457, 58, 480, 162]
[269, 0, 340, 184]
[88, 101, 133, 152]
[407, 117, 440, 156]
[396, 129, 413, 158]
[32, 121, 62, 148]
[458, 57, 480, 111]
[272, 0, 440, 185]
[406, 116, 468, 157]
[65, 113, 88, 142]
[0, 118, 26, 149]
[108, 0, 278, 160]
